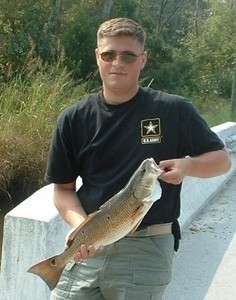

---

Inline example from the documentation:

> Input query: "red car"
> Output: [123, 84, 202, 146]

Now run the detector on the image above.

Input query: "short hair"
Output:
[97, 18, 146, 49]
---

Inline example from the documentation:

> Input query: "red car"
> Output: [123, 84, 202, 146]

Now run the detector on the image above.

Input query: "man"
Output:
[45, 18, 231, 300]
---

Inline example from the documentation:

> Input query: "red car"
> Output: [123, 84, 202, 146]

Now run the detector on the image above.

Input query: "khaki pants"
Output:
[50, 233, 174, 300]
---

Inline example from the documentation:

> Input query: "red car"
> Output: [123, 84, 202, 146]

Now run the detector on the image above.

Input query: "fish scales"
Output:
[70, 192, 142, 248]
[27, 157, 163, 290]
[58, 190, 143, 265]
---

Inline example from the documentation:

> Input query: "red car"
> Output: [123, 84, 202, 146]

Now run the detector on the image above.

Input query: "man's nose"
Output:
[112, 54, 124, 66]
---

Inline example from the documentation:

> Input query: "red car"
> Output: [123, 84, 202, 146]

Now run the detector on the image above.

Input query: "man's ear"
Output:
[141, 51, 147, 69]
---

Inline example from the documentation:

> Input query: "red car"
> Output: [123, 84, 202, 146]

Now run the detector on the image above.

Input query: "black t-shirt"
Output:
[45, 87, 224, 225]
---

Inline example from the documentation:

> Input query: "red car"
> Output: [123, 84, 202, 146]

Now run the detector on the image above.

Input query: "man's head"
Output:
[97, 18, 146, 50]
[95, 18, 147, 104]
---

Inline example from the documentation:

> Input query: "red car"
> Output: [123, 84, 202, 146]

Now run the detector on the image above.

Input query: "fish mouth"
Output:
[141, 179, 162, 203]
[148, 158, 164, 178]
[140, 158, 163, 203]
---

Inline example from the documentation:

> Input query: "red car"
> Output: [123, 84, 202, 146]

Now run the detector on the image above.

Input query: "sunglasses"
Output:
[99, 51, 143, 64]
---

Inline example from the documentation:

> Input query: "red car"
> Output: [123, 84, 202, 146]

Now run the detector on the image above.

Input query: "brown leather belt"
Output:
[126, 223, 172, 237]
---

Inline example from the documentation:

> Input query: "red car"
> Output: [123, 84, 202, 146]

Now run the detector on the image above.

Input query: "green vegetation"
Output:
[0, 0, 236, 205]
[0, 56, 88, 204]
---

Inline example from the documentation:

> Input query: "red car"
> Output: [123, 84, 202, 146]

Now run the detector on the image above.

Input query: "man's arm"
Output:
[159, 149, 231, 185]
[53, 182, 96, 260]
[53, 182, 87, 227]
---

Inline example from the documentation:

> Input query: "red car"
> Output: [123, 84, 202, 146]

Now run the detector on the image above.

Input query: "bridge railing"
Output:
[0, 121, 236, 300]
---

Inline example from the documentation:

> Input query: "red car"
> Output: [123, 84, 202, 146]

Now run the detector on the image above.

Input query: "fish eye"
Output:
[140, 167, 146, 175]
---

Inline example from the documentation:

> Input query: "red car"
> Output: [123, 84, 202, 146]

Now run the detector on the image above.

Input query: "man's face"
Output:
[95, 36, 147, 102]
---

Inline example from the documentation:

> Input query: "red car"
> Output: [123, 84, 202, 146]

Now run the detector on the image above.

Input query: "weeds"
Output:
[0, 55, 88, 205]
[191, 95, 234, 127]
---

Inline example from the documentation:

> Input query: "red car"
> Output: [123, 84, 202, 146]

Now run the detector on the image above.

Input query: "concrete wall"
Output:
[0, 122, 236, 300]
[179, 121, 236, 228]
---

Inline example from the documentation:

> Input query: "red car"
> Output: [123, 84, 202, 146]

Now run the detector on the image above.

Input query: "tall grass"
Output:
[191, 94, 234, 127]
[0, 56, 88, 205]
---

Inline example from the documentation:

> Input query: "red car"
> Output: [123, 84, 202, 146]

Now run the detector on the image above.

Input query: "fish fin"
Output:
[128, 205, 145, 233]
[27, 254, 64, 291]
[133, 204, 145, 219]
[129, 219, 143, 233]
[99, 188, 126, 210]
[99, 193, 119, 209]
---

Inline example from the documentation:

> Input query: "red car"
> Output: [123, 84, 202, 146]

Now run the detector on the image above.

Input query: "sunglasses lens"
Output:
[100, 52, 116, 62]
[100, 52, 139, 63]
[122, 53, 138, 63]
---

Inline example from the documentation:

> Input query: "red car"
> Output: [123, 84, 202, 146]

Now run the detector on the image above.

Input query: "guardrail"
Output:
[0, 121, 236, 300]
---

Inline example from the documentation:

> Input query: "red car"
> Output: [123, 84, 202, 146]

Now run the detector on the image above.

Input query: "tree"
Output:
[103, 0, 114, 19]
[178, 0, 236, 99]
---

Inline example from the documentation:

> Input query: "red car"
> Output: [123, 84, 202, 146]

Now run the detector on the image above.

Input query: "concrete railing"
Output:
[0, 121, 236, 300]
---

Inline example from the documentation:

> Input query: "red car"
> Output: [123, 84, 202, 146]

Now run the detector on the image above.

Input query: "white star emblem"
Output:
[144, 121, 158, 134]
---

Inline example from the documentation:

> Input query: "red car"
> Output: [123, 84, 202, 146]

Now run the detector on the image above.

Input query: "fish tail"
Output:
[27, 255, 64, 291]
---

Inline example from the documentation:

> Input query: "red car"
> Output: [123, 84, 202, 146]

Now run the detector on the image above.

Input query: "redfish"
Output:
[27, 157, 163, 290]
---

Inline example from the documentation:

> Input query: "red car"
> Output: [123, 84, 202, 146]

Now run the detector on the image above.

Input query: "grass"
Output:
[0, 57, 88, 206]
[192, 96, 235, 127]
[0, 56, 235, 207]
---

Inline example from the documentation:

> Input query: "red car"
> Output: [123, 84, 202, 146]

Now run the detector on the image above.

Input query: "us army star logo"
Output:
[144, 121, 158, 134]
[141, 118, 161, 144]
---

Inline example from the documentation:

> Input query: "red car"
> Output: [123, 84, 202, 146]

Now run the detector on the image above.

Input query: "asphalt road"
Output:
[163, 173, 236, 300]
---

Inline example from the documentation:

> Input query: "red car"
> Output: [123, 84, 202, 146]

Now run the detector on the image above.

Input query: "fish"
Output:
[27, 157, 164, 290]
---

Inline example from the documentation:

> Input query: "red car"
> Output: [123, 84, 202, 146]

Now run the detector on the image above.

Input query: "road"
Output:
[163, 173, 236, 300]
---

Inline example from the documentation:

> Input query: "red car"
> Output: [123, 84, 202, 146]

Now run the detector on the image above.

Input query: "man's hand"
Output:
[65, 227, 103, 262]
[73, 244, 97, 262]
[158, 150, 231, 184]
[158, 157, 190, 185]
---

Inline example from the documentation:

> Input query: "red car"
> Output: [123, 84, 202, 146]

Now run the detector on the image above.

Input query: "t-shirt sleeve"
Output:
[179, 100, 225, 157]
[44, 111, 79, 184]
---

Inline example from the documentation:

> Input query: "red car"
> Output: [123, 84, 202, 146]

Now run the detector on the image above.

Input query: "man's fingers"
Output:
[87, 245, 96, 257]
[74, 244, 97, 262]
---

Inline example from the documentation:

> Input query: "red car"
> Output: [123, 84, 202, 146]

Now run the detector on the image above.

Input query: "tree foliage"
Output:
[1, 0, 235, 204]
[0, 0, 235, 100]
[180, 0, 236, 100]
